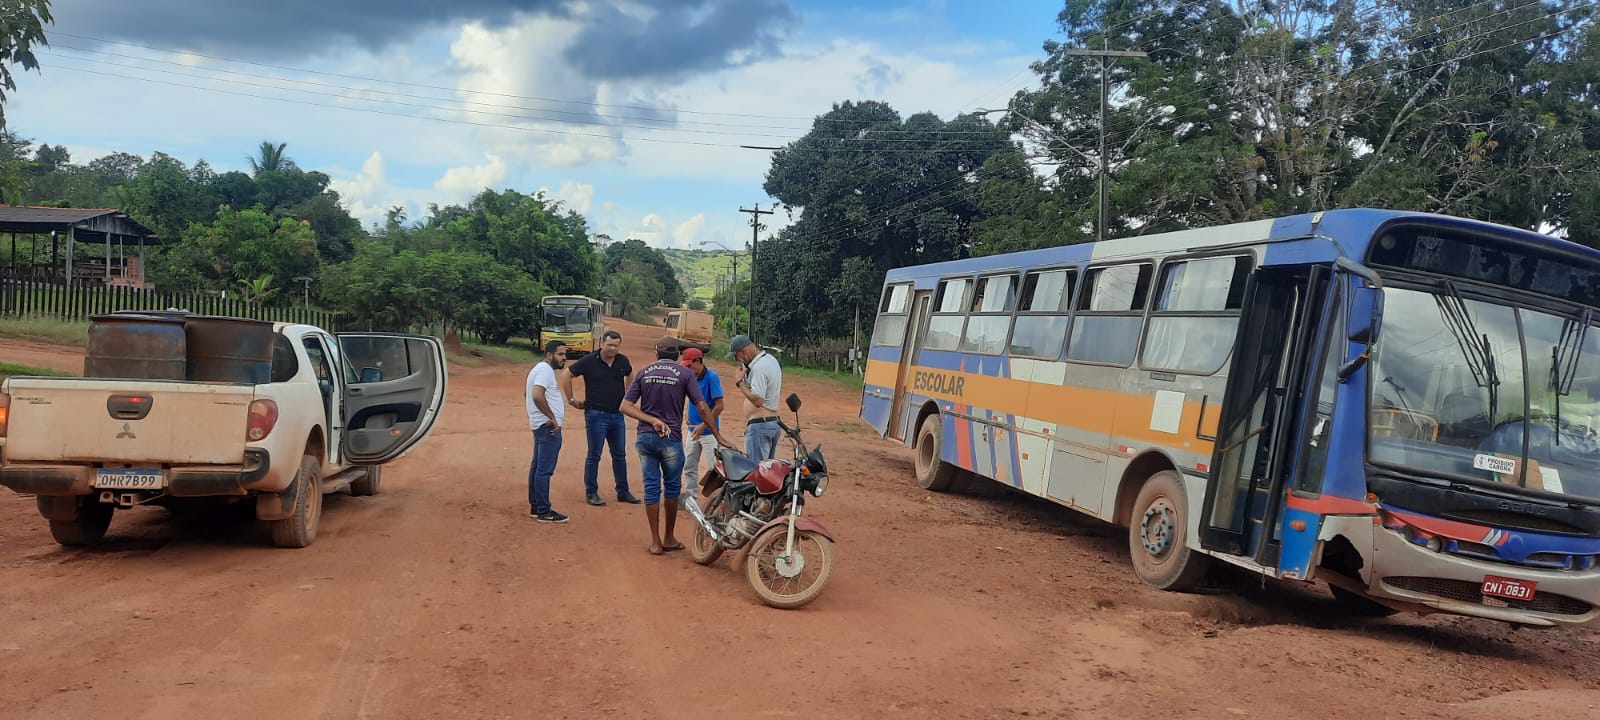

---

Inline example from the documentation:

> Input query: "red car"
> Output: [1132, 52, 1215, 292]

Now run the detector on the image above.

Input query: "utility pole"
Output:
[728, 256, 739, 338]
[739, 203, 773, 339]
[1064, 44, 1146, 243]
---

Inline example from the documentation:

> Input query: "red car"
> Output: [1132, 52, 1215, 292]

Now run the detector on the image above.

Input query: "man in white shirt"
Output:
[730, 335, 784, 460]
[526, 341, 570, 523]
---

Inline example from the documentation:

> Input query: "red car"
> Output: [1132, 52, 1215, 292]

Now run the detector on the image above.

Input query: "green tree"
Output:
[686, 298, 706, 311]
[604, 272, 656, 322]
[151, 204, 319, 297]
[756, 100, 1016, 345]
[602, 238, 684, 306]
[0, 0, 51, 129]
[248, 141, 293, 175]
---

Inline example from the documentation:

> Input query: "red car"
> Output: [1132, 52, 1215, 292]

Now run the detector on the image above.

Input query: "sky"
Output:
[13, 0, 1065, 251]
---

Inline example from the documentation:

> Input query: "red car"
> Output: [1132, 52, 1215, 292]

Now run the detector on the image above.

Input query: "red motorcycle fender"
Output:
[731, 516, 835, 573]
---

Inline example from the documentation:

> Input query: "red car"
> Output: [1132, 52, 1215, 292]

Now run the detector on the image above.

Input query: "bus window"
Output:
[1067, 264, 1151, 365]
[874, 283, 913, 346]
[1010, 268, 1075, 359]
[962, 274, 1018, 354]
[924, 277, 971, 351]
[1141, 256, 1252, 374]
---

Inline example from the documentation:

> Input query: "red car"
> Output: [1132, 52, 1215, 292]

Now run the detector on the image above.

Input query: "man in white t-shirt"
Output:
[526, 341, 570, 523]
[730, 334, 784, 460]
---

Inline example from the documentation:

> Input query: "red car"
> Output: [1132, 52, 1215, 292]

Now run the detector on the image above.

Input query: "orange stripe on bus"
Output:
[868, 359, 1221, 455]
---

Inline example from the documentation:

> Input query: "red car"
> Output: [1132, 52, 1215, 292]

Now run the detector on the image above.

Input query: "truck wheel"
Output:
[350, 465, 382, 496]
[270, 456, 323, 548]
[914, 414, 959, 492]
[48, 499, 114, 547]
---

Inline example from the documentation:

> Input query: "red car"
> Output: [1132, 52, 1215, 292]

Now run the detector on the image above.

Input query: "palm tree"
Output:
[247, 141, 293, 175]
[604, 273, 653, 321]
[237, 274, 279, 307]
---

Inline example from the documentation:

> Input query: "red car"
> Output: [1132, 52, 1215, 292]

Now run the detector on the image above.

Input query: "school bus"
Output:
[861, 208, 1600, 626]
[538, 295, 606, 357]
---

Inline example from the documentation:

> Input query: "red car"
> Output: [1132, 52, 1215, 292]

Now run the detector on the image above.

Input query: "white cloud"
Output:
[433, 154, 508, 198]
[539, 180, 595, 214]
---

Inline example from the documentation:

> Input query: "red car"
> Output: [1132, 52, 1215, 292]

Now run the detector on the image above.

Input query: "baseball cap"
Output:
[679, 347, 704, 366]
[655, 335, 682, 353]
[729, 335, 753, 353]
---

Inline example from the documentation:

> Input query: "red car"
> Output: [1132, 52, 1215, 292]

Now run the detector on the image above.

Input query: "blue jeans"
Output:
[636, 431, 685, 506]
[583, 409, 631, 498]
[745, 420, 781, 461]
[528, 424, 562, 514]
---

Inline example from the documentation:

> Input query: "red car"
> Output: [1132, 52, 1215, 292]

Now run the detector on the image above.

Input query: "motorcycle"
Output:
[685, 392, 835, 609]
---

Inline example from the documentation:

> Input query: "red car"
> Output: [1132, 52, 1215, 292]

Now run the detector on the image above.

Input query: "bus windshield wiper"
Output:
[1550, 309, 1591, 445]
[1435, 281, 1500, 420]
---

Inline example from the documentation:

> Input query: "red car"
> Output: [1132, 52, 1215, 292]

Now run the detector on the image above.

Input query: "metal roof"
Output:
[0, 206, 159, 241]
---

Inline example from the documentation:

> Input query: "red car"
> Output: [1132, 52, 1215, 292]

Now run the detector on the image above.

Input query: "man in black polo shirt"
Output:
[559, 330, 643, 506]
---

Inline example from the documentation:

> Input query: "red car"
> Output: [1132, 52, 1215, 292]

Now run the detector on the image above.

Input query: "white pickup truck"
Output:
[0, 312, 447, 548]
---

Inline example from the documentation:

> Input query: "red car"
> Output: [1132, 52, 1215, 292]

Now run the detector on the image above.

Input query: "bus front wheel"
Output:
[1128, 471, 1209, 591]
[914, 414, 959, 492]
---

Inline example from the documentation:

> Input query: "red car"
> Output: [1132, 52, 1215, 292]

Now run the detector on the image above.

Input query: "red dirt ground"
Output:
[2, 319, 1599, 719]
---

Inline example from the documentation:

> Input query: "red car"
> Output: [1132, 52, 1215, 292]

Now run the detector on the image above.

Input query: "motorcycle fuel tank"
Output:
[754, 459, 793, 494]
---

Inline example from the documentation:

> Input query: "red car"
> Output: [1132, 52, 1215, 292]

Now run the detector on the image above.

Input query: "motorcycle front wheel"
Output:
[744, 524, 834, 609]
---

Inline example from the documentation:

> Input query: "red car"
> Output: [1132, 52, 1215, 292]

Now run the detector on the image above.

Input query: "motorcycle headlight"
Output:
[810, 473, 828, 497]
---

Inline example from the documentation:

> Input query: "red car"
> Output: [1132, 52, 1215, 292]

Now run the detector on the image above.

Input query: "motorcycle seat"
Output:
[718, 449, 760, 482]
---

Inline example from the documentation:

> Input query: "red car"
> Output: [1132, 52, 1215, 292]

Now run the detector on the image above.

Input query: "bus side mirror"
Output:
[1348, 285, 1381, 344]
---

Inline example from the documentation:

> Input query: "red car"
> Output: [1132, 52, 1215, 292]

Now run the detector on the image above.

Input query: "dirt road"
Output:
[3, 320, 1599, 719]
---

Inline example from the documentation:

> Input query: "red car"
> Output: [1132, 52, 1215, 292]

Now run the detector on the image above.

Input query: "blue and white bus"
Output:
[861, 208, 1600, 626]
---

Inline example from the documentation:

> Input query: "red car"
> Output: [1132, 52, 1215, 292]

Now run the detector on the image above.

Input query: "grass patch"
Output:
[826, 419, 874, 435]
[0, 316, 90, 347]
[0, 362, 74, 382]
[784, 363, 865, 391]
[466, 340, 540, 363]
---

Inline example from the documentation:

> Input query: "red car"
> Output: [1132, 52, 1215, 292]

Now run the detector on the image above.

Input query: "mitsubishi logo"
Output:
[117, 423, 136, 439]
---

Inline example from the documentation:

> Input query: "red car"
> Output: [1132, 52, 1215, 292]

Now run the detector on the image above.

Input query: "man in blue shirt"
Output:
[678, 347, 724, 506]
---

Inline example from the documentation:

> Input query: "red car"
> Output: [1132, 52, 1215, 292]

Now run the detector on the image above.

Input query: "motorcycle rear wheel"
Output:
[691, 497, 725, 566]
[744, 524, 834, 609]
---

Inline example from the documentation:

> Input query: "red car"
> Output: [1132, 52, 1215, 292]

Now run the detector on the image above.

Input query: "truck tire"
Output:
[48, 499, 114, 547]
[350, 465, 382, 496]
[270, 456, 323, 548]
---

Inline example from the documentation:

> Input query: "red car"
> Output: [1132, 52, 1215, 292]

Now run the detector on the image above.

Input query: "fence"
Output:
[0, 276, 346, 329]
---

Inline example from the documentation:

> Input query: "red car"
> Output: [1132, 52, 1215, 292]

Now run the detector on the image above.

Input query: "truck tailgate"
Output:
[3, 378, 255, 465]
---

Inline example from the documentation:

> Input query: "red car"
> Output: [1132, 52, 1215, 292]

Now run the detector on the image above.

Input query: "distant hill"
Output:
[659, 247, 741, 304]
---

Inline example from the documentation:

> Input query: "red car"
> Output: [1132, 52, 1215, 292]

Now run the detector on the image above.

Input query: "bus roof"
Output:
[883, 208, 1592, 282]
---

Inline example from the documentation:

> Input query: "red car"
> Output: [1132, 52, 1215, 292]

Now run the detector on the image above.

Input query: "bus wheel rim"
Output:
[1140, 498, 1177, 558]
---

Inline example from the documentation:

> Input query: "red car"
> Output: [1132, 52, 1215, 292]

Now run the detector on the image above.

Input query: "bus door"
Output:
[1199, 263, 1342, 570]
[887, 291, 934, 441]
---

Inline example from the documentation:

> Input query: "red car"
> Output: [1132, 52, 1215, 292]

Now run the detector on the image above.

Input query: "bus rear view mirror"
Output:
[1348, 285, 1382, 344]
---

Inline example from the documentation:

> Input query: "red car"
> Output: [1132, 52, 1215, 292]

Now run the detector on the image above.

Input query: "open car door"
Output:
[336, 333, 449, 465]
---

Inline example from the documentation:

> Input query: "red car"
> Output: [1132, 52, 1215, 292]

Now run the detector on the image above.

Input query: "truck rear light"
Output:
[0, 392, 9, 439]
[246, 399, 279, 441]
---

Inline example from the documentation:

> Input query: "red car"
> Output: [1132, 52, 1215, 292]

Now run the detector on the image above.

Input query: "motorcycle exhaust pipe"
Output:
[684, 496, 720, 541]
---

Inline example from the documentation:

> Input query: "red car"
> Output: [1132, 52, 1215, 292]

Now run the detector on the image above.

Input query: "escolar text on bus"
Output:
[913, 370, 965, 396]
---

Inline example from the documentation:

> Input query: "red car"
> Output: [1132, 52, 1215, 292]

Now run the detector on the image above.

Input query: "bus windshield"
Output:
[542, 305, 593, 332]
[1369, 285, 1600, 504]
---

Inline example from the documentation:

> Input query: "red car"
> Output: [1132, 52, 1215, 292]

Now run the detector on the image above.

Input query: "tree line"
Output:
[3, 0, 1598, 360]
[748, 0, 1600, 354]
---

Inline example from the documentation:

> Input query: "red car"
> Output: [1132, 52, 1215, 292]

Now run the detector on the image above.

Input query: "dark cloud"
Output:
[50, 1, 560, 59]
[562, 0, 797, 80]
[50, 1, 797, 78]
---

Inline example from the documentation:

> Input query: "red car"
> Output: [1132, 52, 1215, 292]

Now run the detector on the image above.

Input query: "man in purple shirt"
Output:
[622, 336, 733, 556]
